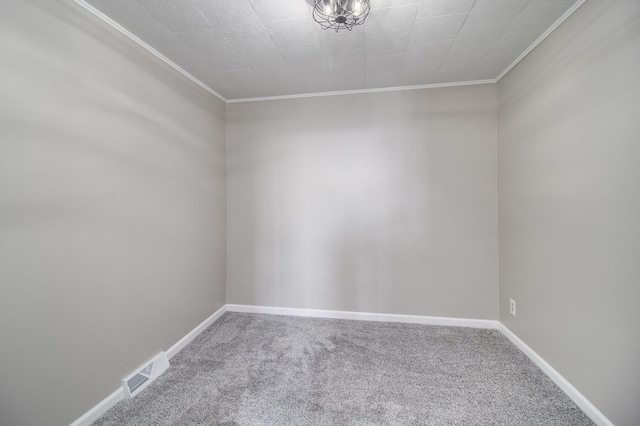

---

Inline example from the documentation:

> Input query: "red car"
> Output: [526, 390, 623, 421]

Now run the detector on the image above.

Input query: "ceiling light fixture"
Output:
[313, 0, 370, 32]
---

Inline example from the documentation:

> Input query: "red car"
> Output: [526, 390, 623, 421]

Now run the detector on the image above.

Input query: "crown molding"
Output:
[73, 0, 227, 103]
[74, 0, 587, 104]
[496, 0, 588, 81]
[226, 79, 497, 104]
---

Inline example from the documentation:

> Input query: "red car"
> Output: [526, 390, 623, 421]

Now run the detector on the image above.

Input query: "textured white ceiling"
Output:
[82, 0, 580, 100]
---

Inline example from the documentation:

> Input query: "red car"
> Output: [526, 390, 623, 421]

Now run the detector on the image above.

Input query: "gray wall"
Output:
[6, 0, 636, 423]
[497, 1, 640, 424]
[0, 1, 226, 425]
[227, 85, 499, 320]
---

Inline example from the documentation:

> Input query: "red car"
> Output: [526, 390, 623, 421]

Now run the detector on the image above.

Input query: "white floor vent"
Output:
[122, 351, 170, 399]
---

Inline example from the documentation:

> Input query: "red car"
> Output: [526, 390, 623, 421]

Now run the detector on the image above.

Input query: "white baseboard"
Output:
[226, 304, 500, 329]
[498, 324, 613, 426]
[71, 304, 611, 426]
[230, 304, 611, 425]
[70, 305, 228, 426]
[69, 388, 123, 426]
[166, 304, 227, 359]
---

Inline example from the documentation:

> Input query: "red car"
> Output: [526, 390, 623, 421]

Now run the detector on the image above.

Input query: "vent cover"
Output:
[122, 351, 170, 399]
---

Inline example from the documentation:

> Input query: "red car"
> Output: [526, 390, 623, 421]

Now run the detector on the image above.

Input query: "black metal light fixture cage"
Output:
[313, 0, 371, 32]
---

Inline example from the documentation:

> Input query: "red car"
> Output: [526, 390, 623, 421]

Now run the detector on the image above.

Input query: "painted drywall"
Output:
[497, 0, 640, 424]
[227, 85, 498, 320]
[0, 1, 226, 425]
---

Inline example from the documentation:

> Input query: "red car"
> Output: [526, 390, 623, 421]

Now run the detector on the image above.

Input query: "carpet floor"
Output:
[93, 312, 594, 425]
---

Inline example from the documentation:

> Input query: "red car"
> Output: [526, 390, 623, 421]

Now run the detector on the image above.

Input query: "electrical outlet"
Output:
[509, 299, 516, 317]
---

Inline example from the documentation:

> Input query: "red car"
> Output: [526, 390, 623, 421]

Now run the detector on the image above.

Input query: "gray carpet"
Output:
[94, 312, 594, 425]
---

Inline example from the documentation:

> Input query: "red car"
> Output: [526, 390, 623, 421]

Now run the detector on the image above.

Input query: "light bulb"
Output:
[353, 0, 363, 17]
[324, 0, 333, 15]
